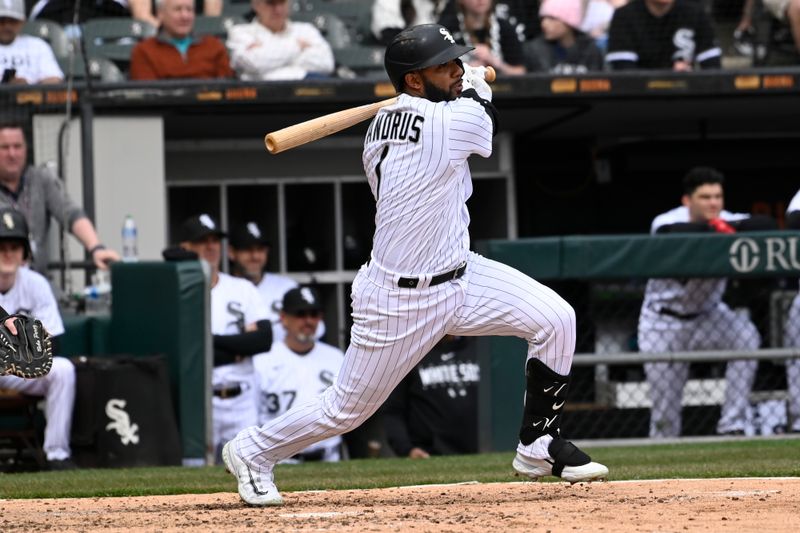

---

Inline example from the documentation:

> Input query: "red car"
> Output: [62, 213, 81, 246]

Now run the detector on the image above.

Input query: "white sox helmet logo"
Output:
[439, 27, 456, 44]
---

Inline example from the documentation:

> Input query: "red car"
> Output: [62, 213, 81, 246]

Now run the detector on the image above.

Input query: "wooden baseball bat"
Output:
[265, 67, 496, 154]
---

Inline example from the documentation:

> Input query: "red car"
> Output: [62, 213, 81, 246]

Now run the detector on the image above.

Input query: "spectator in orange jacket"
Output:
[130, 0, 233, 80]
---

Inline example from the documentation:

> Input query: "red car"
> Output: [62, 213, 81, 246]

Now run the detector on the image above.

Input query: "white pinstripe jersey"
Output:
[0, 267, 64, 336]
[643, 206, 749, 315]
[789, 189, 800, 213]
[362, 93, 494, 276]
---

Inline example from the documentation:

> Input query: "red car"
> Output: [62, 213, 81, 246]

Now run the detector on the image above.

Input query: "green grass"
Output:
[1, 439, 798, 499]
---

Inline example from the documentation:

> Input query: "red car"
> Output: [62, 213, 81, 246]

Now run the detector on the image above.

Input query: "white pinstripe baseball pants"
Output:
[784, 293, 800, 432]
[234, 251, 576, 478]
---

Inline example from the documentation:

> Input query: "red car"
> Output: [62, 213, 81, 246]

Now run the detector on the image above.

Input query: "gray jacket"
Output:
[0, 165, 86, 274]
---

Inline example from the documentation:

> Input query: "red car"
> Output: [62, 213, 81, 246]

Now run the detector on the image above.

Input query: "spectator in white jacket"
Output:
[227, 0, 335, 81]
[371, 0, 449, 45]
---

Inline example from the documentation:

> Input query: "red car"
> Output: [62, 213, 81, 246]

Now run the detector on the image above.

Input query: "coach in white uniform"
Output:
[783, 189, 800, 433]
[0, 0, 63, 84]
[638, 167, 776, 438]
[0, 208, 75, 469]
[223, 24, 607, 506]
[253, 287, 343, 462]
[228, 221, 324, 344]
[178, 214, 272, 459]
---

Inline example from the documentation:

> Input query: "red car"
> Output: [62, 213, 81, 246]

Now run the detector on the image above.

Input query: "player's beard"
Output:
[422, 78, 457, 103]
[294, 332, 315, 344]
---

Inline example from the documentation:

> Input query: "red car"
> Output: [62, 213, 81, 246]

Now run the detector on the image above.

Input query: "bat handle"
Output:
[485, 66, 496, 83]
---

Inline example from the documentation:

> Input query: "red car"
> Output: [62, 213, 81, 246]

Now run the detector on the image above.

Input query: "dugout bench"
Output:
[58, 261, 210, 466]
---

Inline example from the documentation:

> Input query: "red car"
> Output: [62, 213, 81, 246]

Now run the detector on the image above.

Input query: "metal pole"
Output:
[80, 98, 95, 285]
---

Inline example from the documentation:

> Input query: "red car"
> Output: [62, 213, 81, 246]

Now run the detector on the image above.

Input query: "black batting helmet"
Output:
[384, 24, 474, 92]
[0, 208, 31, 259]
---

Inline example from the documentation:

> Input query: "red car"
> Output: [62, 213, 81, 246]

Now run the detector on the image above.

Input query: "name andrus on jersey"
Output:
[366, 111, 424, 143]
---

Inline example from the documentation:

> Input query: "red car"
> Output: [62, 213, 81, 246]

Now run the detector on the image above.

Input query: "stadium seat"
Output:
[308, 0, 373, 44]
[222, 1, 253, 17]
[193, 15, 246, 39]
[82, 18, 156, 65]
[334, 45, 388, 79]
[57, 55, 125, 83]
[293, 12, 351, 49]
[22, 19, 70, 58]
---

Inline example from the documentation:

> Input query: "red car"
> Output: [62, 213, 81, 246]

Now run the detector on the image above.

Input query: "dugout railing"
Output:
[476, 231, 800, 451]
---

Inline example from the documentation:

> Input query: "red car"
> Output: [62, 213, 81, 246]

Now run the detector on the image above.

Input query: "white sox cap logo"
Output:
[247, 222, 261, 239]
[300, 287, 316, 305]
[199, 214, 216, 230]
[2, 213, 14, 229]
[439, 27, 455, 44]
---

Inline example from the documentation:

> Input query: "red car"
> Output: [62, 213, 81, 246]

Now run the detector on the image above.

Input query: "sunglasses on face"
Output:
[290, 310, 321, 319]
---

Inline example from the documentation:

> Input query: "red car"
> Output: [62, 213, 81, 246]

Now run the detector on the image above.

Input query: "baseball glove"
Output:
[0, 314, 53, 379]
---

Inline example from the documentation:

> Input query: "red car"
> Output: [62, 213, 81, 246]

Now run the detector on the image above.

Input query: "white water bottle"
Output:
[122, 215, 138, 262]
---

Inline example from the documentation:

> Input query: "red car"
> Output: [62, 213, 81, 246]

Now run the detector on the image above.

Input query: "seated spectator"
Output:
[29, 0, 132, 25]
[371, 0, 450, 46]
[29, 0, 221, 30]
[524, 0, 603, 74]
[0, 0, 63, 84]
[606, 0, 722, 71]
[253, 287, 343, 463]
[0, 208, 77, 470]
[382, 336, 479, 458]
[227, 0, 334, 81]
[130, 0, 234, 80]
[439, 0, 526, 76]
[762, 0, 800, 57]
[580, 0, 627, 52]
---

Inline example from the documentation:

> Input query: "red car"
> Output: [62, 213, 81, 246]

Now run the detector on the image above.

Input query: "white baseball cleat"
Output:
[222, 441, 284, 506]
[513, 438, 608, 483]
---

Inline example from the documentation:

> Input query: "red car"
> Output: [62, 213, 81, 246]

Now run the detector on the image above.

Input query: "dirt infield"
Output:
[3, 478, 798, 532]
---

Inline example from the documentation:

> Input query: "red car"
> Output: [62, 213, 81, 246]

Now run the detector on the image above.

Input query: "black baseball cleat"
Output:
[513, 438, 608, 483]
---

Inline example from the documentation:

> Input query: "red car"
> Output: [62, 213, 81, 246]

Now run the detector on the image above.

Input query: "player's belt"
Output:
[658, 308, 702, 320]
[213, 385, 242, 399]
[398, 262, 467, 288]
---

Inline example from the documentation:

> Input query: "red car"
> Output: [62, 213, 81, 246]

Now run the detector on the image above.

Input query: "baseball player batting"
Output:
[223, 23, 608, 506]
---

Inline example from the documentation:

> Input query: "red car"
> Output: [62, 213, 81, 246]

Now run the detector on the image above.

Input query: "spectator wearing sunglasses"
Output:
[253, 287, 344, 462]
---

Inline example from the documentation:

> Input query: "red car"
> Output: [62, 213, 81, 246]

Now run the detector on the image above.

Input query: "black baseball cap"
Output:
[0, 208, 30, 258]
[179, 213, 226, 242]
[229, 221, 271, 249]
[282, 287, 322, 315]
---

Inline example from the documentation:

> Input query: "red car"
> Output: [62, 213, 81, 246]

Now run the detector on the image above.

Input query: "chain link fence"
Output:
[559, 279, 799, 440]
[481, 233, 800, 445]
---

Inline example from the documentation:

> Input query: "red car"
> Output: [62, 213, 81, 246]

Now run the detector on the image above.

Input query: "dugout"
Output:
[476, 231, 800, 451]
[4, 68, 800, 459]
